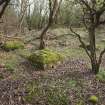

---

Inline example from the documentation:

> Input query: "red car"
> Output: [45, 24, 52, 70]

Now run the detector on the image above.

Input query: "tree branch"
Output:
[82, 7, 89, 30]
[98, 48, 105, 65]
[0, 0, 10, 18]
[0, 0, 6, 5]
[69, 26, 92, 59]
[79, 0, 92, 11]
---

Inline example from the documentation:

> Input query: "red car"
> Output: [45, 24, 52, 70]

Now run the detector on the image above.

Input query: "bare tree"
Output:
[70, 0, 105, 74]
[17, 0, 30, 33]
[0, 0, 10, 18]
[39, 0, 62, 49]
[26, 0, 49, 30]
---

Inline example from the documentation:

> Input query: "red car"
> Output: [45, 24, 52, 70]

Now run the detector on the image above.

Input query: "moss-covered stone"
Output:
[2, 40, 24, 51]
[89, 95, 98, 103]
[28, 48, 64, 70]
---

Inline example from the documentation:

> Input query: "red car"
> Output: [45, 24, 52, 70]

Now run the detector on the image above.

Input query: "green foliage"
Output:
[96, 0, 105, 9]
[59, 0, 82, 27]
[5, 63, 15, 73]
[25, 81, 69, 105]
[96, 70, 105, 81]
[4, 58, 18, 73]
[26, 0, 48, 30]
[89, 95, 98, 104]
[76, 100, 84, 105]
[2, 41, 24, 51]
[68, 79, 77, 87]
[46, 88, 69, 105]
[28, 48, 64, 70]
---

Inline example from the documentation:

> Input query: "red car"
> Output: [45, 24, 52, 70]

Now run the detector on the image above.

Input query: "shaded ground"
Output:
[0, 28, 105, 105]
[0, 58, 105, 105]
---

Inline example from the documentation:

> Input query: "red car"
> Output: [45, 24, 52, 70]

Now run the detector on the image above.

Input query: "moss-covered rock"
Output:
[28, 48, 64, 70]
[2, 40, 24, 51]
[89, 95, 98, 104]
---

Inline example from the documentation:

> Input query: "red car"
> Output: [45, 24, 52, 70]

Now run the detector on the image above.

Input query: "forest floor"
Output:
[0, 28, 105, 105]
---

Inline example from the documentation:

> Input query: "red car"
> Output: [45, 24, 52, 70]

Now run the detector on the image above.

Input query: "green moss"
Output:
[5, 63, 15, 73]
[89, 95, 98, 103]
[76, 100, 84, 105]
[24, 81, 69, 105]
[96, 70, 105, 81]
[28, 48, 64, 70]
[4, 59, 18, 73]
[68, 79, 77, 87]
[2, 40, 24, 51]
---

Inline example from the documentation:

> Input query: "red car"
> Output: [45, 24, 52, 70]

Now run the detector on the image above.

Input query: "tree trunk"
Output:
[91, 59, 99, 74]
[39, 0, 62, 49]
[39, 23, 50, 49]
[0, 0, 10, 18]
[88, 23, 99, 74]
